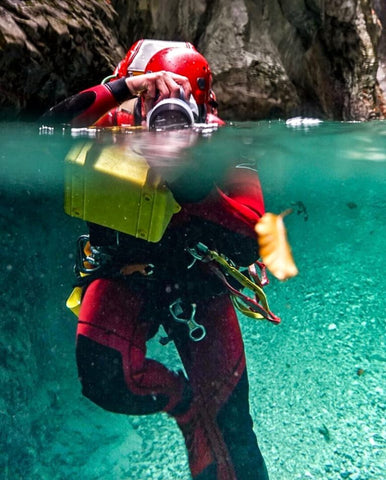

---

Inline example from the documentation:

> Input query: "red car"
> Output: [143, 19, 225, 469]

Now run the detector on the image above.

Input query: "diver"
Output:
[44, 39, 289, 480]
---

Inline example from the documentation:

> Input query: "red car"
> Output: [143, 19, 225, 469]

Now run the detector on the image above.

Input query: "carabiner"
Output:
[76, 235, 100, 274]
[186, 242, 210, 262]
[169, 298, 206, 342]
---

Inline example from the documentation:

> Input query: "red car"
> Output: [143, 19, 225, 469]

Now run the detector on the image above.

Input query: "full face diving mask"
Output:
[146, 88, 199, 131]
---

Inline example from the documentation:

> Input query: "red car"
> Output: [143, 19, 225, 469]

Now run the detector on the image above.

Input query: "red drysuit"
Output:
[45, 78, 270, 480]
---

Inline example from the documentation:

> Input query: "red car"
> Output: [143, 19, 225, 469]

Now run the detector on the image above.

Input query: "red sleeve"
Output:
[179, 167, 265, 239]
[42, 78, 134, 127]
[71, 84, 121, 127]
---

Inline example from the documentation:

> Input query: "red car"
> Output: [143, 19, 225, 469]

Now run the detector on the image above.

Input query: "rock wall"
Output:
[374, 0, 386, 94]
[0, 0, 385, 120]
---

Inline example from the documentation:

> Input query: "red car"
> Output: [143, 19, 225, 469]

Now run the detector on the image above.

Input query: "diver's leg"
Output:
[76, 278, 187, 415]
[216, 369, 269, 480]
[169, 294, 269, 480]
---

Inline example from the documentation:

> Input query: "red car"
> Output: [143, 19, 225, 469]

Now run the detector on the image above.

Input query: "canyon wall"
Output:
[0, 0, 385, 120]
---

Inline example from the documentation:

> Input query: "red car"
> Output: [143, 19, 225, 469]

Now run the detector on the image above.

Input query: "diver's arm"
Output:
[42, 71, 192, 128]
[185, 167, 264, 232]
[41, 78, 134, 127]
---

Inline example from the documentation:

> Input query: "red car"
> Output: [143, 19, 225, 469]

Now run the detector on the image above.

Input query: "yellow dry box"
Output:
[64, 141, 181, 242]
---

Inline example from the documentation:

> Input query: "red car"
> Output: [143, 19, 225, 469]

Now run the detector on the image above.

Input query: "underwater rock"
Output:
[0, 0, 385, 120]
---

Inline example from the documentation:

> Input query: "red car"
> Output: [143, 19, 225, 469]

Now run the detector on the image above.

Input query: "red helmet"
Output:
[145, 47, 212, 106]
[114, 39, 194, 78]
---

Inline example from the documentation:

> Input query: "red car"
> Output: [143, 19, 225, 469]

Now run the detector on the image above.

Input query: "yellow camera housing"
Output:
[64, 141, 181, 242]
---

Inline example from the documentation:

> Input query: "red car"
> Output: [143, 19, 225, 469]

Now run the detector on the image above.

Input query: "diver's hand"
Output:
[125, 71, 191, 116]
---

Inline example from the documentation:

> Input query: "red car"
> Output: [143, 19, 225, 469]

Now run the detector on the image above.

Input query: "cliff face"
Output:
[0, 0, 385, 120]
[374, 0, 386, 94]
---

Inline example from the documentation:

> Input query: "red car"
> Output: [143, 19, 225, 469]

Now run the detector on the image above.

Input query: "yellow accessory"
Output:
[66, 286, 83, 316]
[64, 141, 181, 242]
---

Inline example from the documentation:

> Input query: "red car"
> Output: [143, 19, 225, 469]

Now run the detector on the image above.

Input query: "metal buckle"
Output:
[169, 298, 206, 342]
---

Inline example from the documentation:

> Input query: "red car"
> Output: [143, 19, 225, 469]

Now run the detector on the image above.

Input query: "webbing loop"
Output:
[187, 243, 281, 324]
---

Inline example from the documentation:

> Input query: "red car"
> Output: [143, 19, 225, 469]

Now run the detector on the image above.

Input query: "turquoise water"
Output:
[0, 120, 385, 479]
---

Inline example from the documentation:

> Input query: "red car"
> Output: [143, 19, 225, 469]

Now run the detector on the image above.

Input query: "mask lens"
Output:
[151, 110, 191, 131]
[147, 99, 194, 131]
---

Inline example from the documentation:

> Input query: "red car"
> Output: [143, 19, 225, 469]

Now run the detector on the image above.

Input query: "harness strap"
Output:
[67, 236, 281, 325]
